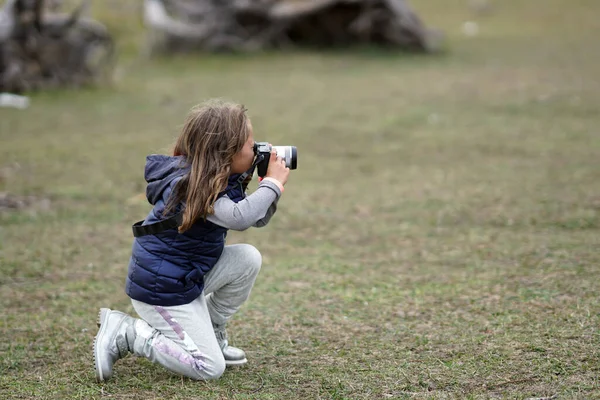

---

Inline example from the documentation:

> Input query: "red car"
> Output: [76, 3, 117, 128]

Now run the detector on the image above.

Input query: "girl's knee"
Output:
[238, 244, 262, 275]
[190, 354, 225, 381]
[203, 356, 226, 380]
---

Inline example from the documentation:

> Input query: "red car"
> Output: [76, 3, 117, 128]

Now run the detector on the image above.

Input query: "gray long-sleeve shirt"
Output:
[206, 179, 281, 231]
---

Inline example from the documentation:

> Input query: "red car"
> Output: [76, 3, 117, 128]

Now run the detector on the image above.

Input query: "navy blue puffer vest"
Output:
[125, 155, 245, 306]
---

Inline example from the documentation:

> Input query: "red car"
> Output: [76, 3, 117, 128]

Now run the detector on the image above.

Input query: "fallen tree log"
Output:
[0, 0, 115, 94]
[143, 0, 443, 55]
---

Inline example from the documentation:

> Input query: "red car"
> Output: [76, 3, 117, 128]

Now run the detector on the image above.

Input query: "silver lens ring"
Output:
[272, 146, 293, 168]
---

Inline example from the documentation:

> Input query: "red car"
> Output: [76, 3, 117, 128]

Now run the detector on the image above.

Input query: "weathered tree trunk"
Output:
[0, 0, 115, 94]
[143, 0, 443, 55]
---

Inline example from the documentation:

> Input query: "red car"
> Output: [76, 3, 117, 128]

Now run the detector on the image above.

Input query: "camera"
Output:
[253, 142, 297, 178]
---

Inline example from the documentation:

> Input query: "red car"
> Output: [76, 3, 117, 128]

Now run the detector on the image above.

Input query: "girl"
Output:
[93, 100, 290, 382]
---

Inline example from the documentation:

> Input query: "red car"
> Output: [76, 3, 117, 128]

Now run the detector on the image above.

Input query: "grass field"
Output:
[1, 0, 599, 399]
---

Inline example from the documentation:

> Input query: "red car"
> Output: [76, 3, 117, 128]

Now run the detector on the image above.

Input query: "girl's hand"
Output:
[265, 150, 290, 186]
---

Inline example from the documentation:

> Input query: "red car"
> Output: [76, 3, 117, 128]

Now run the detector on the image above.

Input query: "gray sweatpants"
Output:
[129, 244, 262, 380]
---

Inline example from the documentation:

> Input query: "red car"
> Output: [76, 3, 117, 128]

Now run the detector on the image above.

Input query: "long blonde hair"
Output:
[165, 100, 250, 233]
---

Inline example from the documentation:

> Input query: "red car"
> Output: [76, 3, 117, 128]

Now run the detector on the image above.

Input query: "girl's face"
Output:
[231, 120, 256, 174]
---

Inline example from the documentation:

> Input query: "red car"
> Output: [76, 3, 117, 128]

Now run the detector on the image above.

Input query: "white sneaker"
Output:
[93, 308, 135, 382]
[213, 324, 247, 366]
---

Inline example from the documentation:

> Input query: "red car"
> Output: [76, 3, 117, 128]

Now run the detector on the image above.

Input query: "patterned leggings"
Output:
[129, 244, 262, 380]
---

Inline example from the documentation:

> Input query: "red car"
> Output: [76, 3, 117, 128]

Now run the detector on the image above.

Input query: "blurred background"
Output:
[1, 1, 599, 399]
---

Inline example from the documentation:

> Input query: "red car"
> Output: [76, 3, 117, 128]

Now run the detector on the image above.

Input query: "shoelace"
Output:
[213, 326, 228, 347]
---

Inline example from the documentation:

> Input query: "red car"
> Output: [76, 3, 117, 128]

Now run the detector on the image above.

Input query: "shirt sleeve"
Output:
[206, 180, 282, 231]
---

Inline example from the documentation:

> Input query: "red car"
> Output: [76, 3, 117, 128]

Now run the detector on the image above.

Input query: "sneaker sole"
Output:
[225, 358, 248, 367]
[93, 308, 111, 382]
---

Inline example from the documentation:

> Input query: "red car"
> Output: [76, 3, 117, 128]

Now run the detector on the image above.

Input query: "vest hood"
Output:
[144, 155, 189, 206]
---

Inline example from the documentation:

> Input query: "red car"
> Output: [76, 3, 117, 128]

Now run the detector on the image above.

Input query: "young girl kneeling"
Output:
[93, 100, 289, 382]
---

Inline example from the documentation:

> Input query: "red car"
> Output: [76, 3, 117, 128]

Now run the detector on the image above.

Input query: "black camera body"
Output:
[253, 142, 297, 178]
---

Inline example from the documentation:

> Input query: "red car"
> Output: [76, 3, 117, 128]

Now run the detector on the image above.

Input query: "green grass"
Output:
[1, 0, 599, 398]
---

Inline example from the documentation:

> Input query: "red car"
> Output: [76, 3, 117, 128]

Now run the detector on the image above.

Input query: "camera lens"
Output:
[272, 146, 297, 170]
